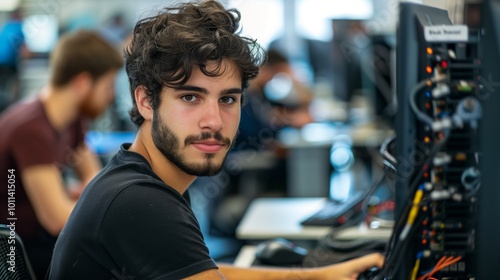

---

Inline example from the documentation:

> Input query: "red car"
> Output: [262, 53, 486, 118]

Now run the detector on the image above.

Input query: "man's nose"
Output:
[199, 100, 224, 132]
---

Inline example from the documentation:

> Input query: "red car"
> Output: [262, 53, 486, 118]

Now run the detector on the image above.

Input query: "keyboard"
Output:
[300, 191, 367, 227]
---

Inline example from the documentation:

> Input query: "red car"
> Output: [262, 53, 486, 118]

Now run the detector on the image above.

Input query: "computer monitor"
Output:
[367, 34, 396, 126]
[329, 19, 366, 104]
[332, 26, 398, 128]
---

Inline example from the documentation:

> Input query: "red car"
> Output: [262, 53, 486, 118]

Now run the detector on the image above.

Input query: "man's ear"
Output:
[72, 72, 93, 101]
[135, 86, 153, 122]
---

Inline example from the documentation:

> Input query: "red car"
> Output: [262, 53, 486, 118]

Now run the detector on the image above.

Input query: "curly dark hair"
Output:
[125, 0, 264, 126]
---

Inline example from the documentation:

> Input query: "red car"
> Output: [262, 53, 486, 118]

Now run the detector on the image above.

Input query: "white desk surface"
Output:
[233, 223, 393, 268]
[236, 197, 332, 240]
[233, 245, 258, 268]
[236, 197, 393, 241]
[234, 197, 393, 267]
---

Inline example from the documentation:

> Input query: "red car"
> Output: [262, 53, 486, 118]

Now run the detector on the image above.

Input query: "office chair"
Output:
[0, 224, 37, 280]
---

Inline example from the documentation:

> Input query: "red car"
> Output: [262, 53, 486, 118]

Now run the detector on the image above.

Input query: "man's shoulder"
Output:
[105, 148, 157, 180]
[0, 98, 57, 158]
[88, 151, 169, 196]
[0, 98, 50, 136]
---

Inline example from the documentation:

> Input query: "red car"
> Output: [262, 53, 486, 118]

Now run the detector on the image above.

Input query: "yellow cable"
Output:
[400, 187, 425, 240]
[410, 258, 421, 280]
[408, 188, 424, 225]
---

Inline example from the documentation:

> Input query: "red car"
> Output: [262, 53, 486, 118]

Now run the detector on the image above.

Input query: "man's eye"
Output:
[220, 96, 237, 104]
[181, 95, 198, 102]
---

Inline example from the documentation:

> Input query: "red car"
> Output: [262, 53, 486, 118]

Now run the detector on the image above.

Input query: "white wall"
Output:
[422, 0, 465, 24]
[18, 0, 467, 39]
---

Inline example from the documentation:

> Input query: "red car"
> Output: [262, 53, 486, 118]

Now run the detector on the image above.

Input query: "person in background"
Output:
[0, 8, 31, 112]
[98, 12, 130, 50]
[235, 48, 315, 152]
[98, 16, 136, 132]
[48, 1, 383, 279]
[0, 30, 123, 278]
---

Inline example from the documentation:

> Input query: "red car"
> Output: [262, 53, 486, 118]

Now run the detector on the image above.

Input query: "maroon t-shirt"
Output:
[0, 97, 85, 240]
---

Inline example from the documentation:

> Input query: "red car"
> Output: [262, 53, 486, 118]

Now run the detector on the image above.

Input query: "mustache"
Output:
[184, 131, 231, 147]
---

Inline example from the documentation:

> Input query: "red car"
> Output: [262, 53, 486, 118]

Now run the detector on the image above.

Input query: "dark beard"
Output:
[151, 111, 233, 176]
[79, 90, 106, 119]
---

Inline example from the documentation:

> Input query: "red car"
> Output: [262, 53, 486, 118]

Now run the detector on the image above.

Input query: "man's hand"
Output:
[315, 253, 385, 280]
[217, 252, 384, 280]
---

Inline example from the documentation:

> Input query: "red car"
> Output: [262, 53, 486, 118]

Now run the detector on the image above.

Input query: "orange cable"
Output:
[416, 256, 462, 280]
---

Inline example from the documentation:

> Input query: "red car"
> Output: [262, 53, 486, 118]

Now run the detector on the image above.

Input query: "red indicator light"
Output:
[337, 216, 346, 224]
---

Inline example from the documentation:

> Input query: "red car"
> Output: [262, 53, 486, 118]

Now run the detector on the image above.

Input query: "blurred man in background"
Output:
[235, 48, 315, 152]
[0, 29, 123, 278]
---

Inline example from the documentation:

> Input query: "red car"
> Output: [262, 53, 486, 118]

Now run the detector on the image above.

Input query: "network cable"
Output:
[379, 135, 397, 172]
[374, 130, 451, 280]
[410, 76, 483, 132]
[409, 76, 449, 129]
[320, 165, 392, 245]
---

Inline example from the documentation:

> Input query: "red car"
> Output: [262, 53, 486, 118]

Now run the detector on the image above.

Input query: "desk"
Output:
[233, 245, 258, 268]
[234, 197, 393, 267]
[236, 197, 331, 240]
[236, 197, 392, 241]
[234, 223, 393, 268]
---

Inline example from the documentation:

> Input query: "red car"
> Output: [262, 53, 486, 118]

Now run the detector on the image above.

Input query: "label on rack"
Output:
[424, 25, 468, 42]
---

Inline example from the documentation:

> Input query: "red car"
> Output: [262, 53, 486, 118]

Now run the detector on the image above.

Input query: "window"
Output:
[228, 0, 284, 49]
[296, 0, 373, 41]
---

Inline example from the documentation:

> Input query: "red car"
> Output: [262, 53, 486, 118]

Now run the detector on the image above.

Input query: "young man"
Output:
[0, 30, 123, 278]
[48, 1, 383, 279]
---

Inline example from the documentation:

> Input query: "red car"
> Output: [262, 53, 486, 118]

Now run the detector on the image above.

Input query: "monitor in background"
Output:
[329, 19, 366, 104]
[270, 21, 396, 127]
[324, 19, 397, 128]
[369, 34, 396, 126]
